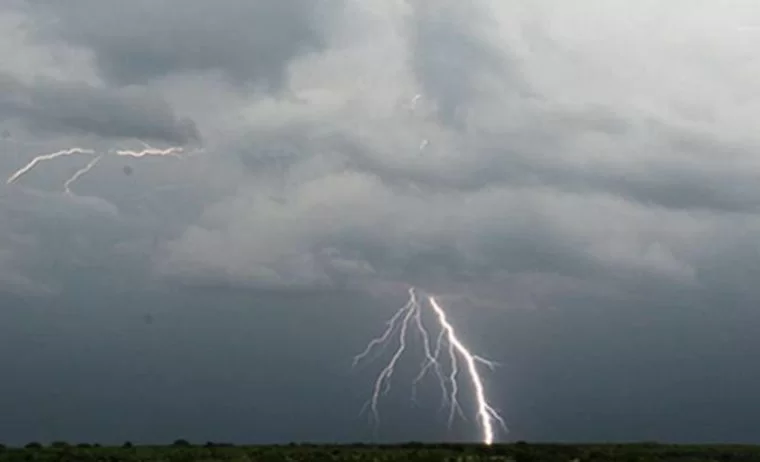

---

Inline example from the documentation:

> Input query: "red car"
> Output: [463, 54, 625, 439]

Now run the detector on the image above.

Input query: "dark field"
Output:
[1, 442, 759, 462]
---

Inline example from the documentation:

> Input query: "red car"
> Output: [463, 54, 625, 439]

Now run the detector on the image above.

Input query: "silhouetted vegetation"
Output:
[1, 442, 759, 461]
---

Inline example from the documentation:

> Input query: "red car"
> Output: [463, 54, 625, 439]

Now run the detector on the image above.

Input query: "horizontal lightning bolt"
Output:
[113, 146, 184, 158]
[5, 142, 194, 192]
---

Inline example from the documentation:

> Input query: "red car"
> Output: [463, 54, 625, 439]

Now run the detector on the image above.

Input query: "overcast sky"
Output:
[2, 0, 760, 446]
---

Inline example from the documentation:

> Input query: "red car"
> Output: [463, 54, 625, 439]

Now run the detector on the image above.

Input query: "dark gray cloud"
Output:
[3, 281, 760, 445]
[4, 0, 756, 329]
[22, 0, 338, 89]
[408, 1, 532, 129]
[298, 111, 760, 216]
[0, 73, 200, 144]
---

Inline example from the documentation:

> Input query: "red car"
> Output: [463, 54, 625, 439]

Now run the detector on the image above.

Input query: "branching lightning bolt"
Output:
[5, 142, 195, 192]
[354, 287, 506, 445]
[428, 296, 506, 445]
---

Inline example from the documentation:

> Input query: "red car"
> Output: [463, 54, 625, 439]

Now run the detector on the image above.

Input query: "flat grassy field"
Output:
[1, 442, 759, 462]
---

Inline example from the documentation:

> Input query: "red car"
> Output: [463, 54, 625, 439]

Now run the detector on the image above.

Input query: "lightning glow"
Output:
[354, 287, 506, 445]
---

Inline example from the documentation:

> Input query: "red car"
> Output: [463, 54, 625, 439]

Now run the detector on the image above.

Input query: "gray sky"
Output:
[2, 0, 760, 445]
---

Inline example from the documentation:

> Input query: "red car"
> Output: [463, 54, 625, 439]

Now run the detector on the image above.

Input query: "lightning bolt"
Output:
[6, 148, 95, 185]
[5, 142, 195, 191]
[64, 155, 103, 194]
[354, 287, 506, 445]
[113, 146, 184, 158]
[428, 296, 506, 445]
[354, 288, 419, 423]
[409, 94, 422, 110]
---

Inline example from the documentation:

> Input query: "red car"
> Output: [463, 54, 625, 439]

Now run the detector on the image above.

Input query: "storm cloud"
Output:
[0, 73, 200, 144]
[1, 0, 758, 305]
[3, 0, 760, 445]
[21, 0, 339, 89]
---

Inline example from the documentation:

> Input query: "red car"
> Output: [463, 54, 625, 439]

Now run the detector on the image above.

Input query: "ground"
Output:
[1, 442, 759, 462]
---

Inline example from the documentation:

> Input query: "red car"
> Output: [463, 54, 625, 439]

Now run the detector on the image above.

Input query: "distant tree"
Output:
[0, 443, 6, 451]
[76, 443, 91, 448]
[51, 441, 69, 448]
[122, 441, 133, 448]
[402, 441, 424, 449]
[25, 442, 42, 449]
[172, 439, 191, 447]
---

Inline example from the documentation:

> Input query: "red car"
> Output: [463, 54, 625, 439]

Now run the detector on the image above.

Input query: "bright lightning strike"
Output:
[428, 296, 506, 445]
[354, 287, 506, 445]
